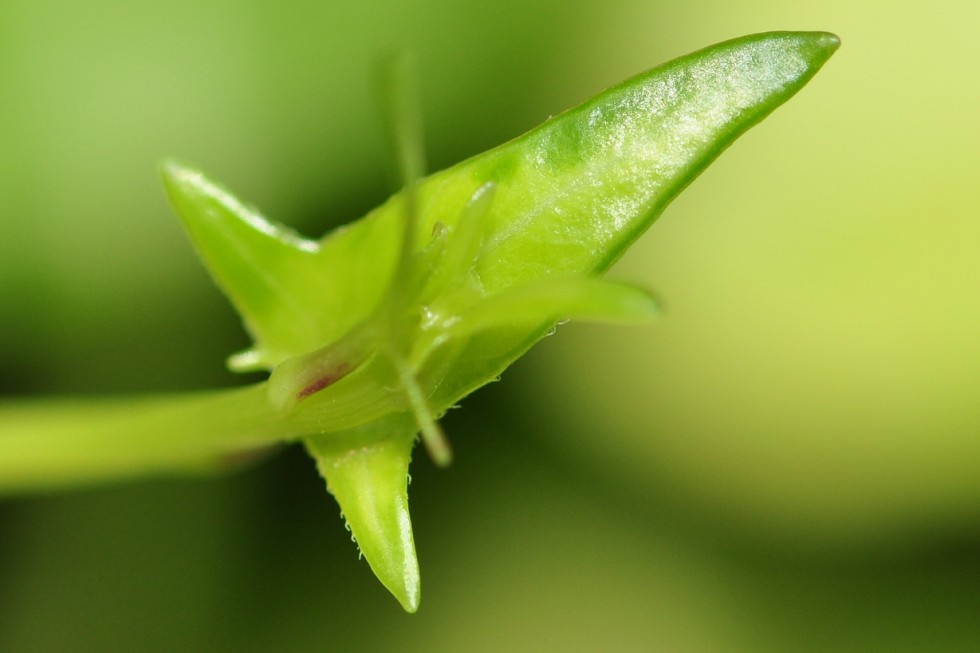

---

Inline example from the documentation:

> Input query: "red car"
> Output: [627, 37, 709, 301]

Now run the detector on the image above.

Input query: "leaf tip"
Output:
[812, 31, 841, 51]
[795, 31, 841, 67]
[158, 156, 186, 179]
[158, 157, 203, 200]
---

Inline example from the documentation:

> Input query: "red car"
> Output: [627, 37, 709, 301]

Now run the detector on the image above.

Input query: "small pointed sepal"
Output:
[159, 159, 325, 371]
[304, 417, 421, 612]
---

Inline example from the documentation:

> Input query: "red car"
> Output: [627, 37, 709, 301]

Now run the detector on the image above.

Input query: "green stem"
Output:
[0, 384, 293, 494]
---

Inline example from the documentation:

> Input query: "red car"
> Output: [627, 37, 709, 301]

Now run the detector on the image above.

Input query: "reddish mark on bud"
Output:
[297, 362, 353, 400]
[216, 445, 279, 468]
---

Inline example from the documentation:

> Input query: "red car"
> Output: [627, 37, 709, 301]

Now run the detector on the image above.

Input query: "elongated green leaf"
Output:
[416, 32, 840, 288]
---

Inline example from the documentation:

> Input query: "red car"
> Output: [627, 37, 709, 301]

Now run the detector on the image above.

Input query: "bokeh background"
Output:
[2, 1, 979, 651]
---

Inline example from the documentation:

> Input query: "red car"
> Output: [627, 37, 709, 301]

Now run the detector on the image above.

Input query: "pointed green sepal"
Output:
[160, 159, 326, 371]
[446, 277, 660, 340]
[305, 418, 421, 612]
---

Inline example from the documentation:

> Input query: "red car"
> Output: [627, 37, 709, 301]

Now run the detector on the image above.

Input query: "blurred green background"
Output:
[2, 1, 979, 651]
